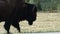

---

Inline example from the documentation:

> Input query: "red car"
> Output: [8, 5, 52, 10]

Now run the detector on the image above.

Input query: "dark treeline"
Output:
[26, 0, 60, 11]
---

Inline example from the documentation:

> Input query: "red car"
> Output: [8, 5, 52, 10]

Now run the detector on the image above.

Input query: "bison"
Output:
[0, 0, 38, 34]
[4, 3, 37, 34]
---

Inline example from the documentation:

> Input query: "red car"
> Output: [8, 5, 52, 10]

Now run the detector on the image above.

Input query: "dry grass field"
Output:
[0, 12, 60, 34]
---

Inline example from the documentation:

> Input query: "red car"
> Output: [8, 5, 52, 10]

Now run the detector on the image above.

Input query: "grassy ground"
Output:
[0, 12, 60, 34]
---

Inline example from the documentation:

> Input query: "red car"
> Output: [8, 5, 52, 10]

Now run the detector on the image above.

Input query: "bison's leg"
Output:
[11, 21, 20, 32]
[4, 20, 11, 34]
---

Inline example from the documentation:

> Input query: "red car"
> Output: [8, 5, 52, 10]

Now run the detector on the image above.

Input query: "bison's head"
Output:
[25, 3, 37, 25]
